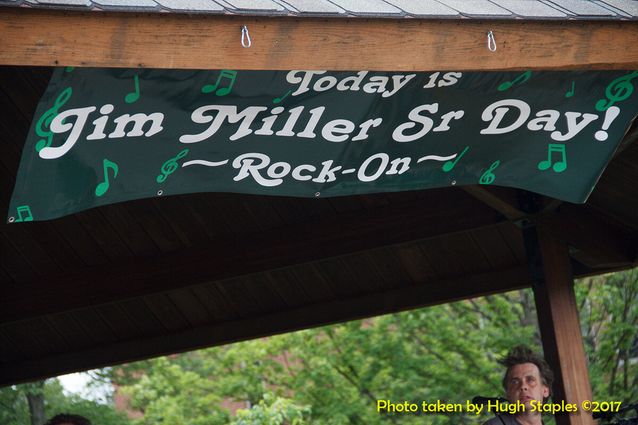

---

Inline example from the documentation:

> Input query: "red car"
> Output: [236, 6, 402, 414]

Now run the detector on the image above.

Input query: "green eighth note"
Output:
[95, 159, 119, 197]
[125, 74, 141, 104]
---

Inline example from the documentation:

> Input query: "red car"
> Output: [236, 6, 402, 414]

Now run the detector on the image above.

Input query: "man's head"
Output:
[499, 345, 553, 407]
[44, 414, 92, 425]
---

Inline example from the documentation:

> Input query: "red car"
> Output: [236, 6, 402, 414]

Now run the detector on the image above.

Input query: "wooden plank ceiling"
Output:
[1, 65, 637, 386]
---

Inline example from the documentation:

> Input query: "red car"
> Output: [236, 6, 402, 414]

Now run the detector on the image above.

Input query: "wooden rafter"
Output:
[461, 185, 637, 268]
[462, 186, 526, 221]
[541, 204, 638, 269]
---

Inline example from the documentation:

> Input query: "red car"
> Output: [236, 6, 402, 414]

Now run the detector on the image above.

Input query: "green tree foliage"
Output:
[7, 268, 633, 425]
[231, 393, 309, 425]
[0, 378, 131, 425]
[117, 269, 637, 424]
[117, 290, 541, 425]
[576, 268, 638, 404]
[0, 383, 31, 425]
[119, 356, 230, 425]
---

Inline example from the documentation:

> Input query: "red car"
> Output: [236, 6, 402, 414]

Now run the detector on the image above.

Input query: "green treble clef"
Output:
[596, 71, 638, 112]
[479, 160, 500, 185]
[35, 87, 73, 153]
[157, 149, 189, 183]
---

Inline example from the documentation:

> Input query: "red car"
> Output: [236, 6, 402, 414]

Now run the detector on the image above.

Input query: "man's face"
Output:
[505, 362, 549, 407]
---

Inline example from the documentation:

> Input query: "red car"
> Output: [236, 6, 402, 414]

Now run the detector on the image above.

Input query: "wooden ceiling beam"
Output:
[1, 9, 638, 70]
[462, 184, 638, 268]
[0, 190, 502, 323]
[540, 205, 638, 269]
[0, 265, 531, 386]
[462, 186, 526, 221]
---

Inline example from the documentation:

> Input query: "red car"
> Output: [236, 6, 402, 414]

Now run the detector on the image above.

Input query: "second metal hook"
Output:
[241, 25, 251, 48]
[487, 30, 497, 52]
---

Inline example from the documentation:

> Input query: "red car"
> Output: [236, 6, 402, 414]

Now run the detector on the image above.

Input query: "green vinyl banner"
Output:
[8, 68, 638, 222]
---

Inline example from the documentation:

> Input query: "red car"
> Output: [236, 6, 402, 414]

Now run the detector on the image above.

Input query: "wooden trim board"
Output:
[1, 9, 638, 70]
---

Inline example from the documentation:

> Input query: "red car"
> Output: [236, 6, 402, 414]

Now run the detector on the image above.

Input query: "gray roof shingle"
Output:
[384, 0, 460, 16]
[92, 0, 158, 9]
[598, 0, 638, 15]
[547, 0, 616, 15]
[491, 0, 568, 17]
[551, 0, 615, 16]
[278, 0, 345, 14]
[153, 0, 225, 12]
[1, 0, 636, 19]
[28, 0, 91, 6]
[435, 0, 512, 16]
[223, 0, 284, 12]
[328, 0, 403, 15]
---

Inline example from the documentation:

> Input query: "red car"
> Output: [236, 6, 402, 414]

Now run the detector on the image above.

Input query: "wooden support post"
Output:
[532, 223, 594, 425]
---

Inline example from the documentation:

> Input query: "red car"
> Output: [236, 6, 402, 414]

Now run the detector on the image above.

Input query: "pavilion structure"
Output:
[1, 2, 638, 425]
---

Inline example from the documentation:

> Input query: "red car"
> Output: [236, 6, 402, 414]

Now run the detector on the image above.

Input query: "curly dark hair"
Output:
[499, 345, 554, 398]
[44, 414, 92, 425]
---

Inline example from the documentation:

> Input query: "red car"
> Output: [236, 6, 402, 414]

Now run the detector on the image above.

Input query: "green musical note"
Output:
[538, 144, 567, 173]
[125, 74, 141, 104]
[14, 205, 33, 222]
[497, 71, 532, 92]
[95, 159, 119, 197]
[596, 71, 638, 111]
[565, 81, 575, 98]
[34, 87, 73, 152]
[273, 89, 292, 104]
[479, 160, 500, 185]
[442, 146, 469, 172]
[157, 149, 189, 183]
[202, 70, 237, 96]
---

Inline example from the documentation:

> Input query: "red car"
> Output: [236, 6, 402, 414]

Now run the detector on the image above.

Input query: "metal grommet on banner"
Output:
[451, 180, 457, 186]
[8, 216, 15, 223]
[157, 189, 164, 196]
[487, 31, 497, 52]
[315, 192, 321, 197]
[241, 25, 252, 48]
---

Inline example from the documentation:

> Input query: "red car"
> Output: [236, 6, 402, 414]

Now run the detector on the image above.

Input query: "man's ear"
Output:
[542, 386, 550, 398]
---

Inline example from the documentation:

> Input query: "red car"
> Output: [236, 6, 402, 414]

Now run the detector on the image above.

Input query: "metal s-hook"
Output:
[241, 25, 251, 48]
[487, 30, 497, 52]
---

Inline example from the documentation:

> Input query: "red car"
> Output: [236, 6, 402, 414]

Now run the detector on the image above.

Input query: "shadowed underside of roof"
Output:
[1, 0, 638, 388]
[0, 65, 637, 386]
[0, 0, 637, 19]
